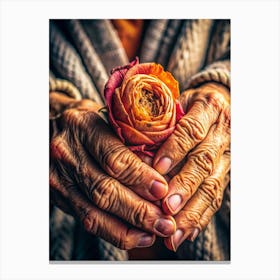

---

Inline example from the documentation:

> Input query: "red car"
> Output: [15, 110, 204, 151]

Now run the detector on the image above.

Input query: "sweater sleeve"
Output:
[167, 19, 214, 90]
[185, 59, 230, 89]
[185, 20, 230, 90]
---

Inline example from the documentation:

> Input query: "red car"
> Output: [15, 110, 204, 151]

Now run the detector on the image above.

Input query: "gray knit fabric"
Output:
[140, 20, 169, 63]
[49, 22, 103, 105]
[185, 60, 231, 89]
[156, 20, 184, 68]
[81, 20, 129, 74]
[64, 20, 109, 102]
[206, 20, 230, 65]
[50, 206, 76, 260]
[49, 19, 230, 261]
[167, 19, 213, 90]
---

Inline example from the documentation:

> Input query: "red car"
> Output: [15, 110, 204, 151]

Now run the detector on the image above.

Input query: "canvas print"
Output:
[49, 19, 230, 261]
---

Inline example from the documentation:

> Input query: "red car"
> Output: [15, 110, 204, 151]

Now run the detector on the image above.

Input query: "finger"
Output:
[164, 152, 230, 251]
[162, 111, 230, 215]
[49, 162, 74, 215]
[67, 186, 156, 250]
[51, 135, 176, 237]
[50, 134, 157, 248]
[76, 149, 176, 238]
[65, 109, 169, 201]
[153, 84, 230, 175]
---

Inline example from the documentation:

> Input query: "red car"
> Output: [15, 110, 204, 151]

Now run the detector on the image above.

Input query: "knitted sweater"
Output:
[49, 19, 230, 261]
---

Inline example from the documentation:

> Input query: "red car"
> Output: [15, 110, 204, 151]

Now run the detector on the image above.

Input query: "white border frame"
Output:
[1, 0, 279, 279]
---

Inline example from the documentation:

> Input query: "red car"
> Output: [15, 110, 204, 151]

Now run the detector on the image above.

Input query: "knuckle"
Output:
[205, 92, 224, 108]
[212, 196, 223, 212]
[102, 145, 143, 184]
[177, 116, 206, 145]
[117, 228, 133, 250]
[131, 201, 150, 228]
[62, 108, 83, 127]
[199, 213, 212, 229]
[80, 110, 101, 129]
[188, 149, 215, 176]
[50, 135, 77, 166]
[50, 136, 66, 160]
[173, 173, 195, 197]
[203, 89, 228, 108]
[83, 210, 99, 234]
[99, 143, 124, 173]
[212, 191, 223, 212]
[201, 177, 223, 211]
[185, 210, 201, 227]
[177, 208, 201, 229]
[62, 107, 100, 137]
[90, 176, 116, 211]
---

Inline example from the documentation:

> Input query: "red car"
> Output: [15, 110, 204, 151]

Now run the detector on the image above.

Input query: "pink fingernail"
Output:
[172, 229, 184, 251]
[154, 218, 175, 237]
[137, 234, 154, 247]
[167, 194, 182, 213]
[188, 228, 200, 242]
[154, 157, 172, 174]
[150, 180, 167, 198]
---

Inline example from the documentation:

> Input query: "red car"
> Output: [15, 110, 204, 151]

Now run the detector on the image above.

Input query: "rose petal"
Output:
[104, 58, 183, 156]
[104, 58, 139, 143]
[133, 120, 169, 132]
[116, 120, 155, 145]
[176, 100, 185, 122]
[121, 62, 180, 100]
[104, 57, 138, 104]
[112, 88, 133, 125]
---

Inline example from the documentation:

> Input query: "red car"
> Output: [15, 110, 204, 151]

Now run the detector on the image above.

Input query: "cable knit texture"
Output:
[50, 22, 103, 104]
[49, 78, 82, 100]
[49, 19, 231, 261]
[81, 20, 129, 74]
[167, 20, 213, 90]
[64, 20, 108, 102]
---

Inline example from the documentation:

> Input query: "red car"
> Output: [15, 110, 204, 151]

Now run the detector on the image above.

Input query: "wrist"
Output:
[197, 82, 230, 103]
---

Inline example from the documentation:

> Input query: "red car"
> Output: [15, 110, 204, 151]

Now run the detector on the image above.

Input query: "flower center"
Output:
[138, 89, 160, 117]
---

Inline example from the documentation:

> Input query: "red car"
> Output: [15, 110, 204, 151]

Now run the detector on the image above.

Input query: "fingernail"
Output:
[154, 157, 172, 174]
[171, 229, 184, 251]
[167, 194, 182, 213]
[154, 218, 175, 237]
[150, 180, 167, 198]
[187, 228, 200, 242]
[136, 234, 154, 248]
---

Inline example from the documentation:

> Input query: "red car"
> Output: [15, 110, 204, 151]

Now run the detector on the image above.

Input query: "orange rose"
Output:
[104, 57, 184, 156]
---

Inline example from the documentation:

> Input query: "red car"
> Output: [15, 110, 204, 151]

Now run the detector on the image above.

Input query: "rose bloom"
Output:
[104, 57, 184, 157]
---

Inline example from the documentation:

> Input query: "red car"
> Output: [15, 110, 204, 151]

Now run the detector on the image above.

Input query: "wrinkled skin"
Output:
[49, 92, 177, 250]
[50, 80, 230, 253]
[152, 82, 230, 251]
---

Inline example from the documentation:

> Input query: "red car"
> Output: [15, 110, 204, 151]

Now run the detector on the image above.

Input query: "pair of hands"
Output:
[50, 82, 230, 251]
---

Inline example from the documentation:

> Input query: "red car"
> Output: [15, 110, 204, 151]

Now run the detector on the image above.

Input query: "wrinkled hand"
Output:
[49, 93, 176, 250]
[153, 83, 230, 251]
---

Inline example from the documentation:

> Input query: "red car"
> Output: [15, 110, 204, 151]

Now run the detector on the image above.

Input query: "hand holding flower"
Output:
[153, 82, 230, 251]
[105, 59, 230, 252]
[104, 57, 184, 157]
